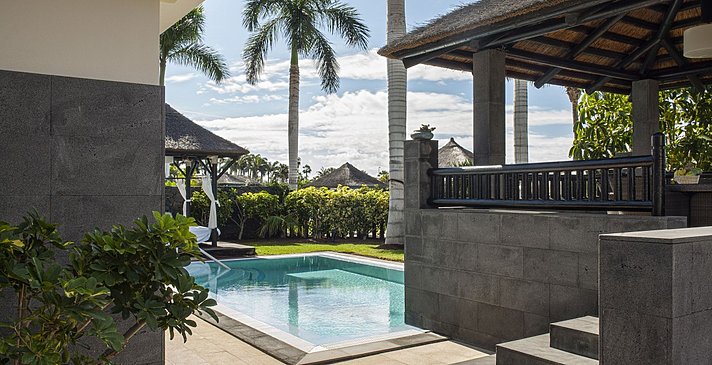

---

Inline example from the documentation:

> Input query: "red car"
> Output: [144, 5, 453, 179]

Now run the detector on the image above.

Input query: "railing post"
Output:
[404, 139, 438, 209]
[652, 132, 666, 216]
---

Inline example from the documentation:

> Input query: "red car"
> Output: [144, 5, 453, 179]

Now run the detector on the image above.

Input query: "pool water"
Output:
[187, 254, 412, 346]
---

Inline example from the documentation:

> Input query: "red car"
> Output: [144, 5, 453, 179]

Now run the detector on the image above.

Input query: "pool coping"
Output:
[194, 253, 446, 365]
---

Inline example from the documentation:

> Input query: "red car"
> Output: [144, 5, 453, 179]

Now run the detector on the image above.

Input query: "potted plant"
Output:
[411, 124, 436, 140]
[674, 163, 703, 184]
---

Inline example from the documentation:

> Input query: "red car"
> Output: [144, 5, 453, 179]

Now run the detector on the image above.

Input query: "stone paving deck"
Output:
[166, 316, 490, 365]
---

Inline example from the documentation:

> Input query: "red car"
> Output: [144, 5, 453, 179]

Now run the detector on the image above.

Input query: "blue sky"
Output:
[164, 0, 576, 175]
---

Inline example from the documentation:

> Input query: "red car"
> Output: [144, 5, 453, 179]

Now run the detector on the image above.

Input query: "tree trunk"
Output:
[159, 57, 167, 86]
[288, 47, 300, 190]
[385, 0, 407, 246]
[514, 79, 529, 164]
[566, 87, 581, 124]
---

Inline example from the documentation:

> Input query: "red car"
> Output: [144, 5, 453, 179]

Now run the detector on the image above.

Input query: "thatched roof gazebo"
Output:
[379, 0, 712, 161]
[439, 138, 475, 167]
[166, 104, 248, 159]
[379, 0, 711, 93]
[307, 163, 385, 189]
[164, 104, 249, 246]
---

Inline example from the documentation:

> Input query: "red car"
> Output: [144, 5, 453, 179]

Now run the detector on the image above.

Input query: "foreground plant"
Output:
[0, 212, 217, 364]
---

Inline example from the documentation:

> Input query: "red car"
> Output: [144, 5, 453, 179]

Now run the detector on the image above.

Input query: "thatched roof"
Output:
[379, 0, 712, 94]
[165, 104, 249, 158]
[307, 163, 384, 189]
[439, 138, 474, 167]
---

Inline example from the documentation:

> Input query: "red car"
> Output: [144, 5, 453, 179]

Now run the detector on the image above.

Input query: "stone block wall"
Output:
[403, 139, 688, 350]
[600, 227, 712, 364]
[0, 70, 164, 364]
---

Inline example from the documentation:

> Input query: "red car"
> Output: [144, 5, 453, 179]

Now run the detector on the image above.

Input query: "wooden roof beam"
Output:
[639, 43, 661, 75]
[394, 0, 613, 65]
[586, 39, 660, 93]
[402, 43, 468, 68]
[398, 0, 667, 68]
[534, 13, 626, 88]
[653, 63, 712, 80]
[620, 15, 658, 30]
[587, 0, 682, 93]
[660, 37, 706, 91]
[531, 36, 629, 59]
[485, 0, 668, 49]
[507, 49, 639, 80]
[649, 1, 698, 14]
[423, 58, 472, 72]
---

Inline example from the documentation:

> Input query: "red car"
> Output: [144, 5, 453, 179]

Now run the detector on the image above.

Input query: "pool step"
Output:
[198, 242, 256, 258]
[550, 316, 599, 360]
[454, 354, 496, 364]
[495, 334, 598, 365]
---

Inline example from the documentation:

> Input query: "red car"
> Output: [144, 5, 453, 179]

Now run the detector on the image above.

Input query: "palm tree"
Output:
[302, 165, 312, 180]
[566, 87, 582, 124]
[268, 161, 281, 182]
[513, 79, 529, 164]
[159, 6, 230, 86]
[385, 0, 406, 246]
[242, 0, 369, 189]
[274, 163, 289, 183]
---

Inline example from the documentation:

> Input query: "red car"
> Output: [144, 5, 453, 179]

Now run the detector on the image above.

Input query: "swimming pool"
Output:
[187, 253, 417, 349]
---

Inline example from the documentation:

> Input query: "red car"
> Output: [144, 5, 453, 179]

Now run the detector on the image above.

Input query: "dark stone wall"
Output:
[0, 70, 164, 364]
[403, 208, 687, 350]
[402, 139, 689, 351]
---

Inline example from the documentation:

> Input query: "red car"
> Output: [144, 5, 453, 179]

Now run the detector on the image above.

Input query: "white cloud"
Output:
[194, 90, 574, 175]
[198, 49, 471, 96]
[208, 94, 285, 105]
[165, 73, 199, 83]
[202, 78, 289, 94]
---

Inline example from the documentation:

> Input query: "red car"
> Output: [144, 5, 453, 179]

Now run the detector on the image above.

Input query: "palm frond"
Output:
[243, 18, 281, 85]
[259, 214, 298, 238]
[318, 2, 369, 49]
[161, 6, 205, 49]
[243, 0, 282, 31]
[309, 28, 340, 93]
[169, 44, 231, 83]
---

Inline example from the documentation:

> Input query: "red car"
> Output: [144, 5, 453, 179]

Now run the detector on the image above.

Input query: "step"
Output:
[495, 334, 598, 365]
[453, 354, 497, 365]
[199, 242, 256, 258]
[550, 316, 599, 360]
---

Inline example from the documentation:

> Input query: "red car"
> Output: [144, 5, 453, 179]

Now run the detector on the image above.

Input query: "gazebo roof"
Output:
[165, 104, 249, 159]
[439, 138, 475, 167]
[307, 163, 384, 189]
[379, 0, 712, 94]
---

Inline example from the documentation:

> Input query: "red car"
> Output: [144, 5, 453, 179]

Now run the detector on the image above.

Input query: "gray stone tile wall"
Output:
[405, 208, 686, 350]
[0, 70, 164, 364]
[599, 227, 712, 364]
[403, 139, 688, 350]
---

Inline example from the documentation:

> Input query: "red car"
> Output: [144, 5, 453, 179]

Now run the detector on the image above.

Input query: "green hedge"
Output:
[190, 186, 388, 240]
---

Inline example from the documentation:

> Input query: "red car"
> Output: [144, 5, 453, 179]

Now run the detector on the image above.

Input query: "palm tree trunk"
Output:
[159, 57, 167, 86]
[385, 0, 407, 246]
[513, 79, 529, 164]
[288, 47, 300, 190]
[566, 87, 581, 124]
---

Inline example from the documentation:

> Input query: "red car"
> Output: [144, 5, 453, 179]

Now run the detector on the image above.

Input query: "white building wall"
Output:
[0, 0, 160, 85]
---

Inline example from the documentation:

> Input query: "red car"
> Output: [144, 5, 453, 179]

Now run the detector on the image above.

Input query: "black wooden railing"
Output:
[429, 134, 666, 215]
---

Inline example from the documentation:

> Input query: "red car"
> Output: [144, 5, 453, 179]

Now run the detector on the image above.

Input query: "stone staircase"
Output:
[459, 316, 599, 365]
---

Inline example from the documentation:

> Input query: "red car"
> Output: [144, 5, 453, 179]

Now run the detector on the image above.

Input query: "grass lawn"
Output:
[245, 239, 404, 262]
